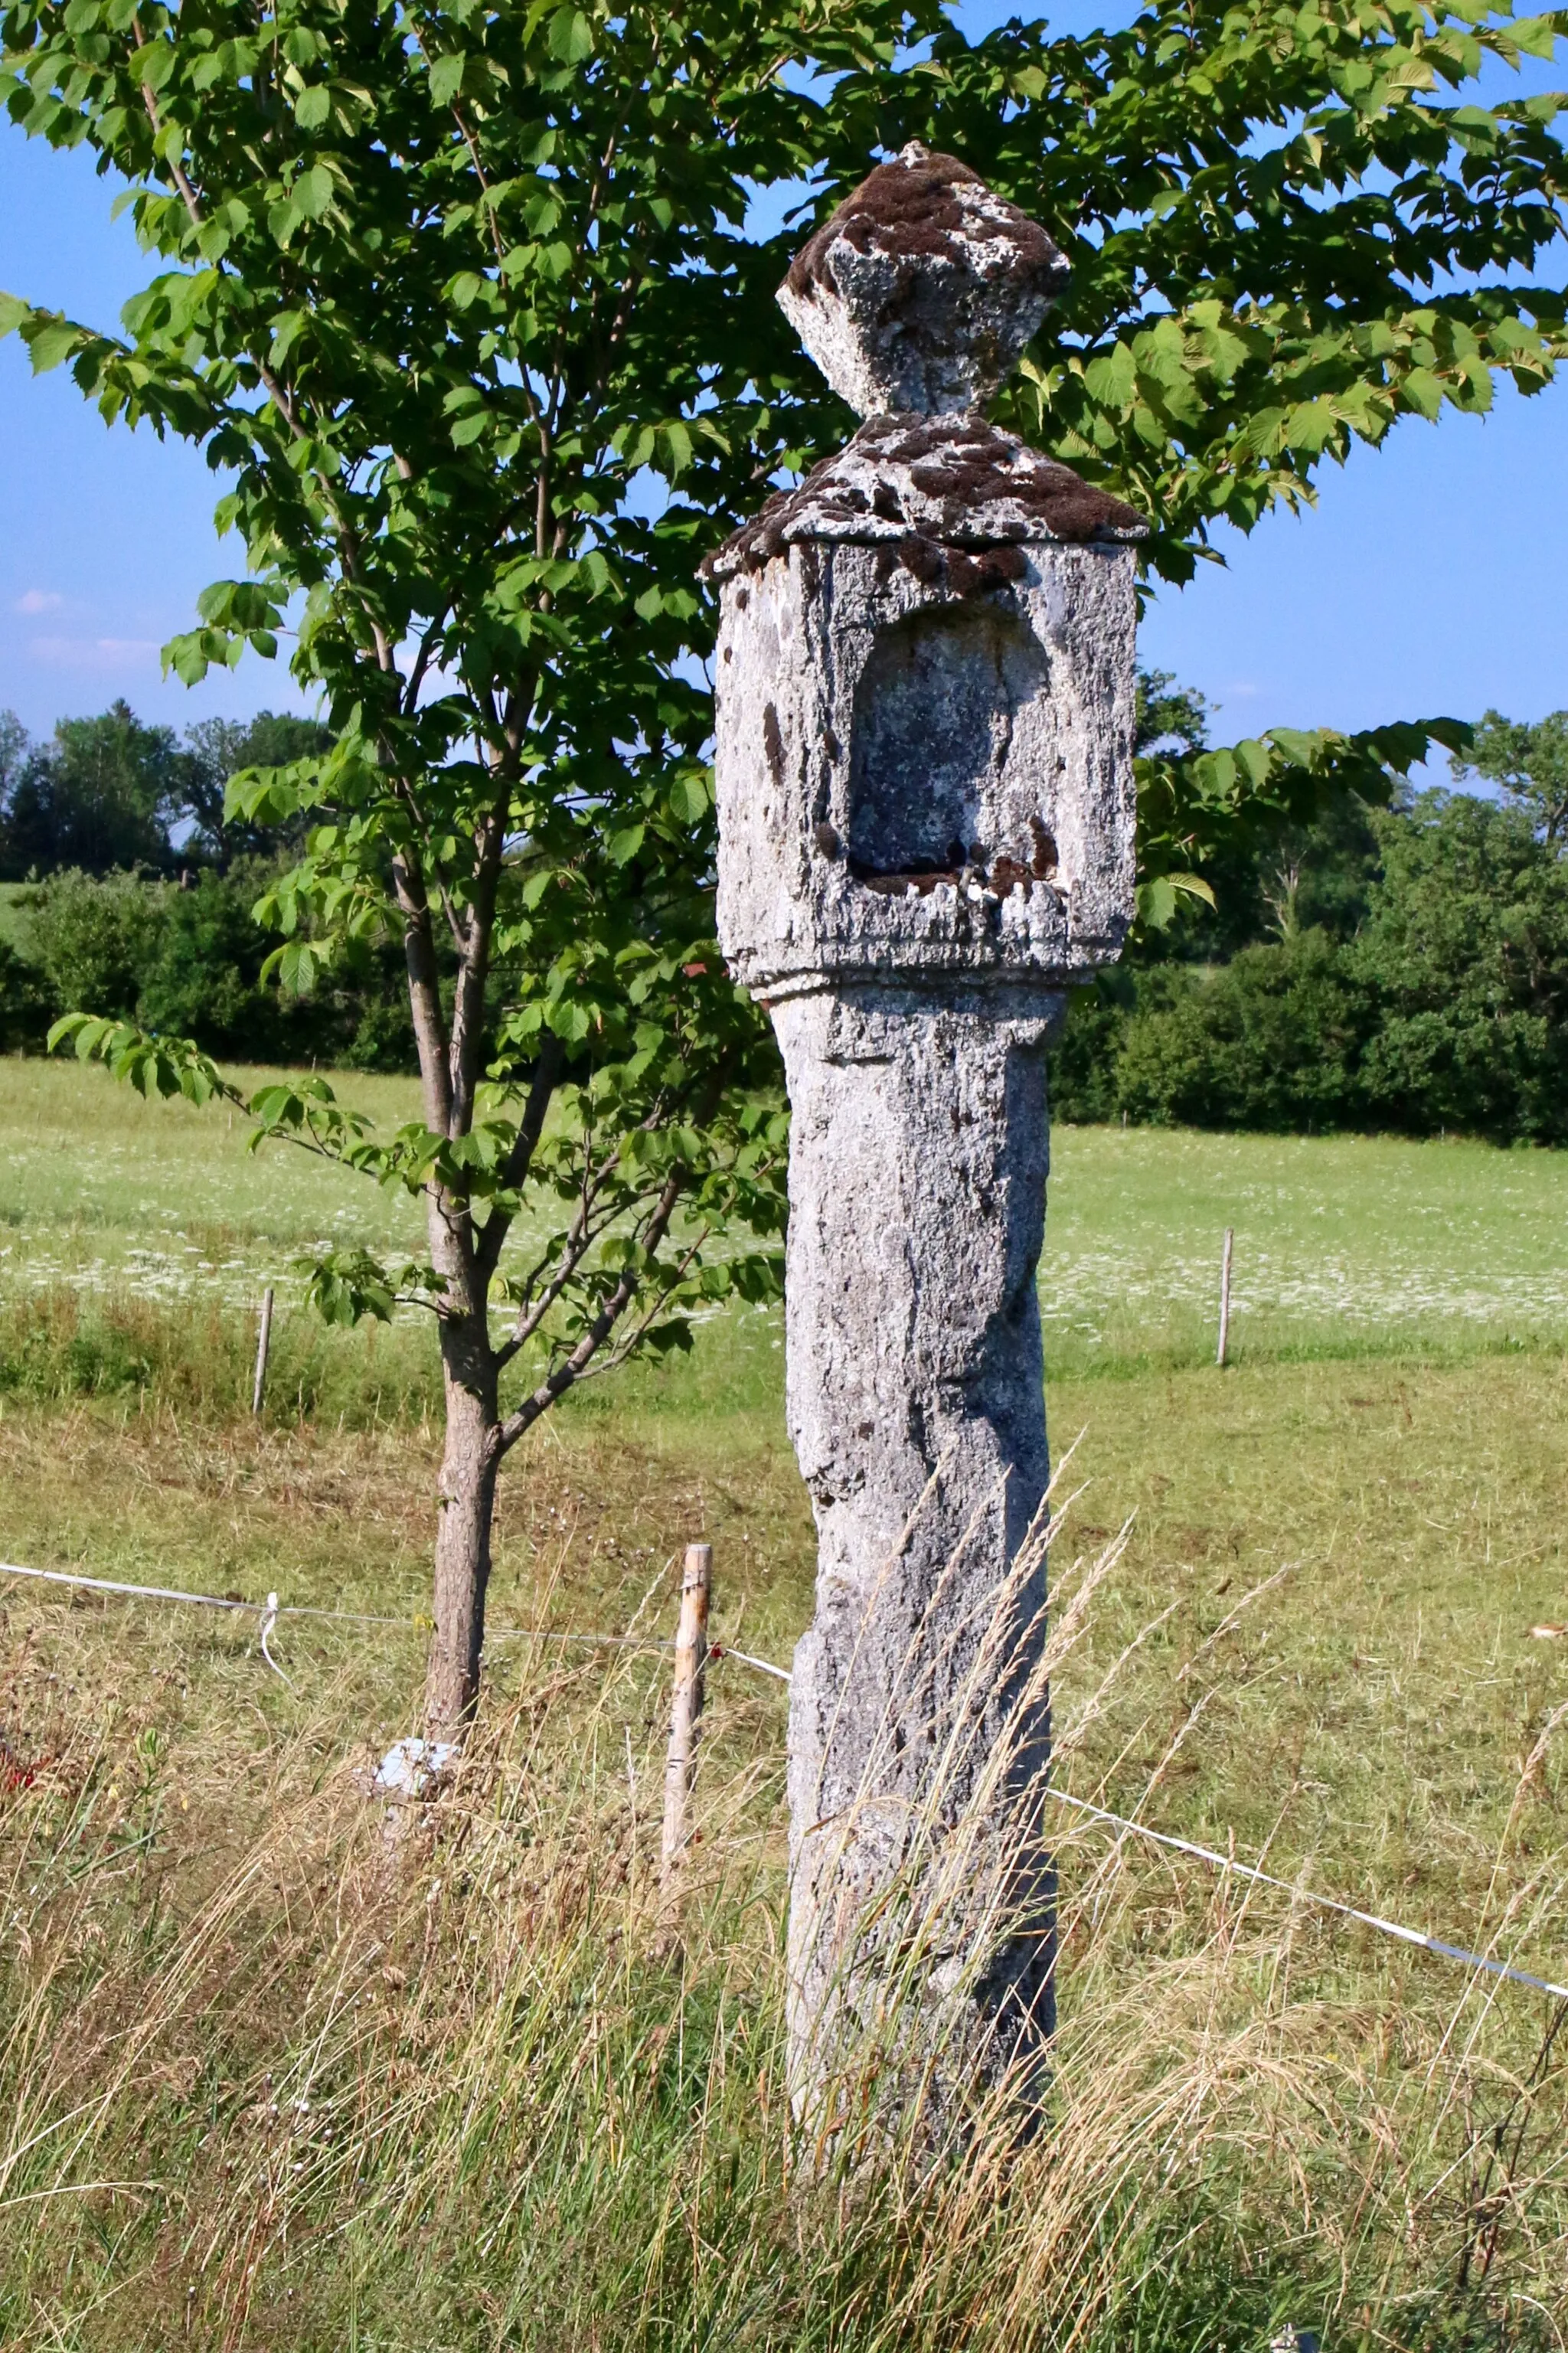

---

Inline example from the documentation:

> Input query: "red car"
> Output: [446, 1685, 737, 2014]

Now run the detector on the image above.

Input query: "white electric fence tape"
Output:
[0, 1558, 673, 1649]
[708, 1641, 794, 1685]
[4, 1555, 1565, 2006]
[1047, 1788, 1568, 2004]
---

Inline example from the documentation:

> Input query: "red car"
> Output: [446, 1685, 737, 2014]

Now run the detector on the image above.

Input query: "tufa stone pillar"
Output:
[705, 145, 1144, 2119]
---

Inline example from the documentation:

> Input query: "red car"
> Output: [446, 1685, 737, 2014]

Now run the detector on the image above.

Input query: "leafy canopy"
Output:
[1460, 708, 1568, 844]
[0, 700, 185, 877]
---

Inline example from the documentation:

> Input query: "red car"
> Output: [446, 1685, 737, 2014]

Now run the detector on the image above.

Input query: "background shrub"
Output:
[28, 867, 168, 1023]
[1050, 771, 1568, 1145]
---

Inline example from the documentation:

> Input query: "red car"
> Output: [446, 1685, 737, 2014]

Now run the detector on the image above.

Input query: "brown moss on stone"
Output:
[702, 415, 1144, 580]
[785, 149, 1064, 304]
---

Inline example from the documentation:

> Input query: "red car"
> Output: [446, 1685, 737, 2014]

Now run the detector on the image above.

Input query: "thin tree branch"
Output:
[132, 19, 204, 228]
[446, 788, 511, 1136]
[475, 1031, 566, 1279]
[495, 1165, 685, 1454]
[401, 600, 455, 715]
[392, 850, 454, 1136]
[492, 1223, 599, 1371]
[561, 1222, 712, 1390]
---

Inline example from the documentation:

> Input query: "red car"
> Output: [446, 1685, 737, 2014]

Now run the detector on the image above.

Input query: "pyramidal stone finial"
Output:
[778, 143, 1070, 419]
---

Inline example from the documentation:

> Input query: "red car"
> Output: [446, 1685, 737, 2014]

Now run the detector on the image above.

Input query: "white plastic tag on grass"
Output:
[372, 1737, 458, 1796]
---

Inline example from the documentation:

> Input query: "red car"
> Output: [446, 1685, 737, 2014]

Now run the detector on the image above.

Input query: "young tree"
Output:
[3, 0, 1562, 1733]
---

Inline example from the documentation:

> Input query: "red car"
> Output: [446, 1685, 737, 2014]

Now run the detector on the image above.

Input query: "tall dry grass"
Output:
[0, 1526, 1565, 2351]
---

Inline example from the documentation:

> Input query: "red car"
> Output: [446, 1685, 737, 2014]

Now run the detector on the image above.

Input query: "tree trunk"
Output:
[426, 1315, 501, 1737]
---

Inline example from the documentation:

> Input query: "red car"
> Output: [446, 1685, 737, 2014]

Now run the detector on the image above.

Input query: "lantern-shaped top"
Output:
[778, 143, 1071, 419]
[709, 149, 1145, 1004]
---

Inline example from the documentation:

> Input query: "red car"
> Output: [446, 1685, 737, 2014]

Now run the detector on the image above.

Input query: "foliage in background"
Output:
[178, 709, 331, 864]
[1357, 787, 1568, 1138]
[0, 936, 49, 1051]
[0, 701, 413, 1062]
[1463, 708, 1568, 846]
[0, 701, 331, 877]
[1129, 684, 1473, 934]
[14, 694, 1568, 1145]
[12, 860, 413, 1066]
[28, 866, 168, 1025]
[1053, 779, 1568, 1143]
[0, 700, 187, 877]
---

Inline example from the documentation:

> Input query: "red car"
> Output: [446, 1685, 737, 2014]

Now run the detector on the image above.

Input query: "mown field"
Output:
[2, 1057, 1567, 2349]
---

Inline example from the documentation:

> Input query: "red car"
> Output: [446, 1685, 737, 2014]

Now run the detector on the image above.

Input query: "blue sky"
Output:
[1, 8, 1563, 756]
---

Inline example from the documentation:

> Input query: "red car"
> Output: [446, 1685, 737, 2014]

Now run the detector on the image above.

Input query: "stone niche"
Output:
[713, 526, 1138, 1001]
[848, 599, 1050, 881]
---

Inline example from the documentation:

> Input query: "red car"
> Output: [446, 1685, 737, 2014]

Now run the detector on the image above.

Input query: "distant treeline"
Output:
[5, 694, 1568, 1144]
[0, 700, 324, 878]
[1054, 703, 1568, 1148]
[0, 700, 415, 1069]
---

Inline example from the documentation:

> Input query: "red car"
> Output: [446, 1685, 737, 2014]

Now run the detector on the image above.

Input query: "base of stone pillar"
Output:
[784, 1476, 1060, 2142]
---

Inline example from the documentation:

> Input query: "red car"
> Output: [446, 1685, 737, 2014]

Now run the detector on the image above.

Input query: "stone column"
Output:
[707, 145, 1143, 2121]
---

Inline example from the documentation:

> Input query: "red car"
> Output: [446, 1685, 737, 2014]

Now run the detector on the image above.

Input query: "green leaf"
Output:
[1135, 876, 1178, 930]
[294, 85, 331, 130]
[1400, 368, 1444, 422]
[1083, 342, 1136, 408]
[134, 39, 173, 92]
[277, 940, 317, 995]
[292, 165, 334, 221]
[546, 7, 593, 62]
[668, 770, 710, 824]
[26, 320, 81, 374]
[427, 52, 466, 106]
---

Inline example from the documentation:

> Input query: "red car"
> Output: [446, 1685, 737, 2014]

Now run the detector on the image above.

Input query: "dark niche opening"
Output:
[846, 605, 1049, 889]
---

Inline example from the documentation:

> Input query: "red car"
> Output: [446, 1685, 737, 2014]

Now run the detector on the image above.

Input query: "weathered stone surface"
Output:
[714, 536, 1139, 998]
[712, 146, 1140, 2128]
[775, 983, 1060, 2101]
[779, 143, 1070, 418]
[703, 413, 1145, 581]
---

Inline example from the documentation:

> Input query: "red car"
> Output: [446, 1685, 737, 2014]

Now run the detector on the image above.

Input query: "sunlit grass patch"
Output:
[5, 1060, 1568, 2340]
[10, 1063, 1568, 1399]
[0, 1533, 1563, 2351]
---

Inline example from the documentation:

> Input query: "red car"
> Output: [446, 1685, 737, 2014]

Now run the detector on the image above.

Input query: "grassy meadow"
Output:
[2, 1056, 1567, 2348]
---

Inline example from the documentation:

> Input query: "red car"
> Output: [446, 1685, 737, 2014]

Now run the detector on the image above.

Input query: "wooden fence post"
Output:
[661, 1541, 712, 1887]
[1217, 1230, 1233, 1369]
[253, 1286, 275, 1417]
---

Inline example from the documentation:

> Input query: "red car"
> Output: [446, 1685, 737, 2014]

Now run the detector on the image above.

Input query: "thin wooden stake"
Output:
[661, 1541, 712, 1887]
[1217, 1229, 1233, 1369]
[252, 1286, 276, 1417]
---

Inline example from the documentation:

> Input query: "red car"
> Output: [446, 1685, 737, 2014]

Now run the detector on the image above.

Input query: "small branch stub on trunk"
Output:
[661, 1541, 713, 1888]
